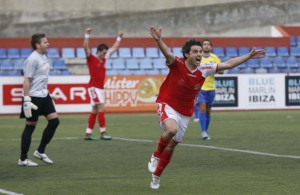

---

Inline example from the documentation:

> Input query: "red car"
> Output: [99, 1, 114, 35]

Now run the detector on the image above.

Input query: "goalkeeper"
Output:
[18, 33, 60, 167]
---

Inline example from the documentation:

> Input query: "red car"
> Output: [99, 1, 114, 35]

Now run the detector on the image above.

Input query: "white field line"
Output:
[1, 136, 300, 159]
[0, 189, 23, 195]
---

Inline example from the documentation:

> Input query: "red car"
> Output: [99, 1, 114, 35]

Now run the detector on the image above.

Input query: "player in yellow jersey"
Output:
[194, 39, 222, 140]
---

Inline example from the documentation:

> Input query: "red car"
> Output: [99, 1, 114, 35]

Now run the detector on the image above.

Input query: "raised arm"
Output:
[149, 27, 174, 65]
[83, 28, 92, 57]
[218, 48, 265, 72]
[108, 32, 124, 57]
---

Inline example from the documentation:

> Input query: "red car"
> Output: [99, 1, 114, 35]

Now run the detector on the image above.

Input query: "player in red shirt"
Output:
[147, 26, 265, 189]
[83, 27, 123, 140]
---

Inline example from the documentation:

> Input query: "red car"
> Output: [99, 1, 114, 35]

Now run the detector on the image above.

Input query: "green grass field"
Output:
[1, 111, 300, 195]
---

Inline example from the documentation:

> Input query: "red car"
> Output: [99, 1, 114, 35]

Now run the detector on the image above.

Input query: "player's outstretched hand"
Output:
[249, 47, 265, 59]
[23, 96, 38, 118]
[149, 27, 162, 41]
[86, 28, 92, 35]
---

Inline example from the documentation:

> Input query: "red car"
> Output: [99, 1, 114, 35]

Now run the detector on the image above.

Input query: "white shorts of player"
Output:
[156, 103, 190, 143]
[88, 87, 105, 106]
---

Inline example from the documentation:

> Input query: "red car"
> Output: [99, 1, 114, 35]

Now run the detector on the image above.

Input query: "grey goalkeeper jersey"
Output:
[24, 50, 50, 97]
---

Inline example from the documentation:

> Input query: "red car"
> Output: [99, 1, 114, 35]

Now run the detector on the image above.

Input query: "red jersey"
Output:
[156, 57, 217, 117]
[87, 54, 106, 89]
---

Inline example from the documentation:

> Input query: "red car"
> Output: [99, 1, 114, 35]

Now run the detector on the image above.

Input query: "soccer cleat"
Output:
[84, 134, 96, 140]
[33, 150, 53, 164]
[100, 133, 112, 140]
[150, 174, 160, 189]
[148, 154, 160, 173]
[193, 118, 199, 122]
[18, 159, 38, 167]
[202, 131, 211, 141]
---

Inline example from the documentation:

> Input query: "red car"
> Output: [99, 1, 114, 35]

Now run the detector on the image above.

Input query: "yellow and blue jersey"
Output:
[201, 53, 221, 90]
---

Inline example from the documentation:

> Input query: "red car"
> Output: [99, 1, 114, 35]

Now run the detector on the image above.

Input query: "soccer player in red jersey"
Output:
[147, 26, 265, 189]
[83, 27, 123, 140]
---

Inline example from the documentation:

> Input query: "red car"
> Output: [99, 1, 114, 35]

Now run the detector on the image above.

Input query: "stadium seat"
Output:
[7, 48, 20, 59]
[237, 63, 247, 69]
[153, 58, 166, 69]
[139, 58, 153, 69]
[112, 59, 125, 69]
[281, 68, 293, 73]
[255, 68, 268, 74]
[76, 48, 86, 58]
[118, 48, 131, 58]
[225, 47, 238, 57]
[227, 68, 240, 74]
[172, 47, 183, 57]
[290, 36, 296, 47]
[119, 70, 132, 76]
[106, 69, 119, 76]
[49, 70, 60, 76]
[286, 57, 299, 68]
[13, 59, 25, 70]
[260, 58, 273, 69]
[53, 60, 68, 70]
[105, 59, 112, 70]
[47, 48, 60, 58]
[20, 48, 32, 58]
[145, 47, 159, 58]
[132, 69, 146, 76]
[0, 59, 14, 70]
[0, 48, 7, 59]
[273, 57, 286, 69]
[60, 70, 72, 75]
[132, 47, 145, 58]
[268, 68, 281, 73]
[277, 47, 289, 57]
[242, 68, 255, 74]
[92, 48, 97, 55]
[126, 58, 139, 69]
[264, 47, 276, 57]
[62, 48, 75, 59]
[160, 69, 169, 75]
[238, 47, 250, 56]
[212, 47, 225, 58]
[297, 36, 300, 46]
[146, 69, 160, 75]
[247, 59, 260, 69]
[290, 47, 300, 57]
[4, 71, 22, 76]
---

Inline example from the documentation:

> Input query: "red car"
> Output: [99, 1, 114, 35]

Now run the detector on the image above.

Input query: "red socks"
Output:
[98, 112, 106, 128]
[154, 149, 173, 177]
[88, 113, 97, 129]
[154, 136, 170, 158]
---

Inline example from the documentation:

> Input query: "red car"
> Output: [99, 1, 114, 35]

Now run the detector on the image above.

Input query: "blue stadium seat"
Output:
[126, 58, 139, 69]
[132, 70, 146, 75]
[297, 36, 300, 46]
[172, 47, 183, 57]
[92, 48, 97, 55]
[60, 70, 72, 75]
[139, 58, 153, 69]
[255, 68, 268, 74]
[212, 47, 225, 58]
[76, 48, 86, 58]
[160, 69, 169, 75]
[118, 48, 131, 58]
[247, 59, 260, 68]
[225, 47, 238, 57]
[119, 70, 132, 76]
[227, 68, 240, 74]
[53, 60, 67, 70]
[237, 63, 247, 69]
[153, 58, 166, 69]
[106, 69, 119, 76]
[20, 48, 32, 58]
[290, 36, 296, 47]
[62, 48, 75, 59]
[277, 47, 289, 57]
[0, 59, 14, 70]
[13, 59, 25, 70]
[112, 59, 125, 69]
[7, 48, 20, 59]
[146, 69, 160, 75]
[49, 70, 61, 76]
[238, 47, 250, 56]
[145, 47, 159, 58]
[132, 47, 145, 58]
[105, 59, 112, 70]
[47, 48, 60, 58]
[264, 47, 276, 57]
[273, 57, 286, 69]
[268, 68, 281, 73]
[0, 48, 7, 59]
[286, 57, 298, 68]
[281, 68, 293, 73]
[290, 47, 300, 57]
[260, 58, 273, 69]
[4, 71, 22, 76]
[242, 68, 255, 74]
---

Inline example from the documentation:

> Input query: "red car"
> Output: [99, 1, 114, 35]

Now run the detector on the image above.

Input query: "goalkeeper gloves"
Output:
[23, 96, 38, 118]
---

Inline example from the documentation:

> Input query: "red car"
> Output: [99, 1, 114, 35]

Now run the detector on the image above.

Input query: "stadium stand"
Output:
[7, 48, 20, 58]
[139, 58, 153, 69]
[112, 58, 126, 69]
[290, 47, 300, 57]
[0, 59, 14, 70]
[273, 57, 286, 69]
[47, 48, 60, 58]
[118, 47, 131, 58]
[0, 48, 7, 59]
[145, 47, 159, 58]
[286, 57, 298, 69]
[76, 48, 86, 58]
[126, 58, 140, 70]
[172, 47, 183, 57]
[238, 47, 250, 56]
[20, 48, 32, 58]
[260, 58, 273, 69]
[62, 48, 76, 58]
[132, 47, 145, 58]
[225, 47, 238, 57]
[212, 47, 225, 58]
[277, 47, 289, 57]
[13, 59, 25, 70]
[247, 59, 260, 69]
[264, 47, 277, 57]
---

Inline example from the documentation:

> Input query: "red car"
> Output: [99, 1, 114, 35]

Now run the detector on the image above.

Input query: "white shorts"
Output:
[88, 87, 105, 106]
[156, 103, 190, 143]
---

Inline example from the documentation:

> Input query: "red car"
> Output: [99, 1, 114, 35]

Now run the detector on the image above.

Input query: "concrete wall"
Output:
[0, 0, 299, 37]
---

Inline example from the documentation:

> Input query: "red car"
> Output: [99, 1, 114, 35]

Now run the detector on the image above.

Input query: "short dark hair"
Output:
[202, 39, 212, 46]
[31, 33, 46, 50]
[181, 39, 202, 59]
[97, 44, 109, 52]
